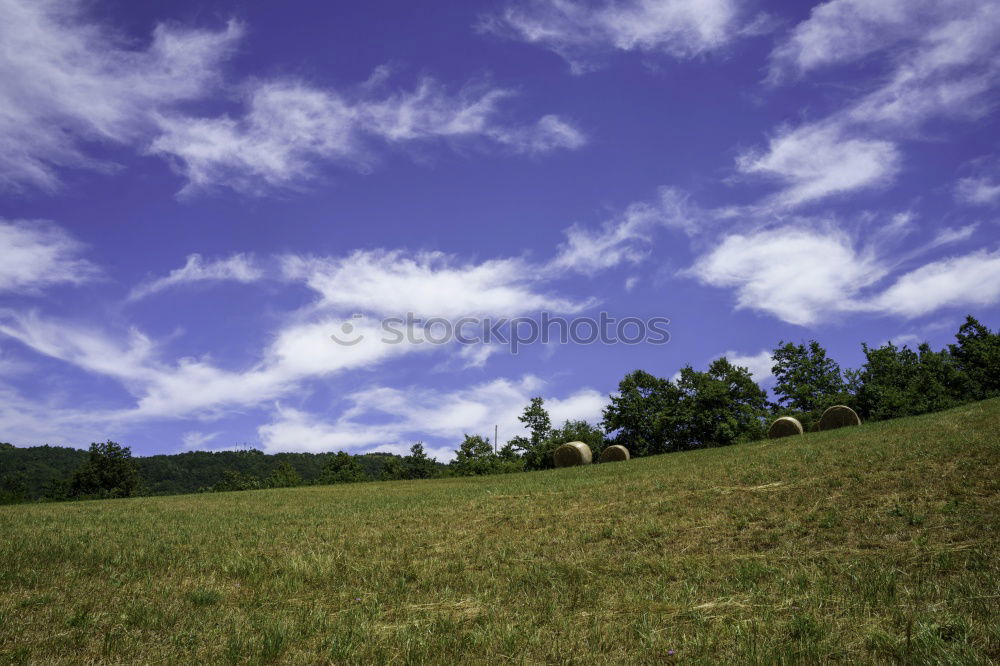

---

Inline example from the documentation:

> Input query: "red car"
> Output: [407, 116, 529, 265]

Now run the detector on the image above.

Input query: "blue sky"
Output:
[1, 0, 998, 460]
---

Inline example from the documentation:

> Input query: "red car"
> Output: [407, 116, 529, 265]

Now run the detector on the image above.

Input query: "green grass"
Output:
[2, 400, 998, 664]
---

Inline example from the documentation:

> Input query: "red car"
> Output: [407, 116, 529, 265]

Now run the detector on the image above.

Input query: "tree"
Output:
[853, 342, 915, 421]
[949, 315, 1000, 400]
[69, 441, 140, 499]
[509, 397, 555, 469]
[494, 440, 526, 473]
[602, 370, 682, 456]
[211, 470, 262, 492]
[403, 443, 438, 480]
[519, 397, 552, 448]
[854, 340, 968, 421]
[0, 472, 28, 504]
[771, 340, 847, 420]
[42, 477, 71, 501]
[378, 457, 405, 481]
[673, 358, 769, 449]
[451, 434, 498, 476]
[269, 461, 302, 488]
[320, 452, 366, 484]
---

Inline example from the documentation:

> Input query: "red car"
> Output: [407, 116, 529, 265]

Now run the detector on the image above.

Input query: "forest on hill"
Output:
[0, 445, 443, 503]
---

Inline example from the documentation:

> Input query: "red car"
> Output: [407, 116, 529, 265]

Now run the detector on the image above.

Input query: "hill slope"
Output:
[1, 400, 998, 664]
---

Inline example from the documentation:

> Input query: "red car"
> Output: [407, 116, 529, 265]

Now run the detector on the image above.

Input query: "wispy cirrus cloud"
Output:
[736, 124, 901, 208]
[956, 176, 1000, 206]
[0, 0, 241, 192]
[282, 249, 590, 319]
[0, 219, 99, 293]
[151, 77, 586, 196]
[953, 157, 1000, 207]
[871, 250, 1000, 318]
[0, 1, 584, 197]
[685, 218, 997, 326]
[767, 0, 939, 81]
[0, 308, 429, 421]
[129, 253, 263, 300]
[482, 0, 756, 73]
[549, 187, 701, 273]
[0, 228, 607, 427]
[686, 225, 888, 326]
[745, 0, 1000, 209]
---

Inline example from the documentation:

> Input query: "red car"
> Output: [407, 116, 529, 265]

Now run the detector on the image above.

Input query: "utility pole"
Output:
[494, 424, 498, 454]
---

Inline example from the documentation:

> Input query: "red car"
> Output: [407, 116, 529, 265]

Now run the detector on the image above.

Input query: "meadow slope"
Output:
[1, 400, 998, 664]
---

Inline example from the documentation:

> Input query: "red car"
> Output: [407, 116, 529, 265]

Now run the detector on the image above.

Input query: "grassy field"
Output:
[1, 401, 998, 664]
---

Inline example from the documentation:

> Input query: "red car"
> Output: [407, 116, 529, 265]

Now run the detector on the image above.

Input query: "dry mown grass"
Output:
[1, 399, 998, 664]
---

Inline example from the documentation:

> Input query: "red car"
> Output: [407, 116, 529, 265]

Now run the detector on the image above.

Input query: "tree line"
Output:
[2, 315, 997, 503]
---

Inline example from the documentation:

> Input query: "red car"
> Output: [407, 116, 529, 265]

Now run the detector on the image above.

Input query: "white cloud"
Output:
[0, 1, 581, 195]
[485, 0, 748, 72]
[2, 214, 636, 429]
[0, 234, 604, 423]
[152, 78, 585, 195]
[0, 309, 436, 421]
[0, 312, 156, 383]
[546, 388, 608, 425]
[871, 249, 1000, 318]
[686, 226, 886, 326]
[258, 376, 605, 457]
[490, 114, 587, 154]
[258, 406, 400, 455]
[736, 124, 900, 208]
[283, 249, 588, 318]
[130, 253, 263, 300]
[181, 431, 222, 450]
[844, 4, 1000, 130]
[550, 187, 700, 272]
[687, 221, 1000, 325]
[768, 0, 999, 87]
[0, 346, 32, 376]
[0, 219, 99, 293]
[0, 0, 241, 191]
[930, 224, 978, 247]
[768, 0, 933, 79]
[455, 344, 503, 370]
[956, 176, 1000, 206]
[755, 0, 1000, 209]
[721, 350, 774, 384]
[0, 383, 107, 447]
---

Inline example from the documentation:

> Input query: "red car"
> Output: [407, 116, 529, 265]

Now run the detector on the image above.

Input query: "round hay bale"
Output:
[768, 416, 804, 439]
[553, 441, 592, 468]
[598, 444, 630, 463]
[819, 405, 861, 431]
